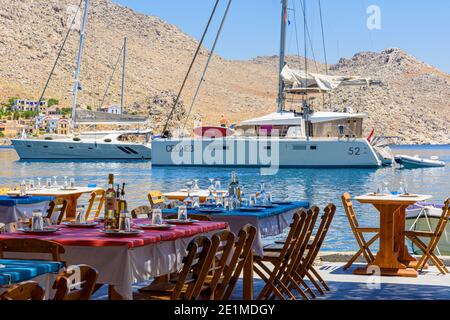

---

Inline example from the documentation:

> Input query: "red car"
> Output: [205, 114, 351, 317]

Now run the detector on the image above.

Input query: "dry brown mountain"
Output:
[0, 0, 448, 144]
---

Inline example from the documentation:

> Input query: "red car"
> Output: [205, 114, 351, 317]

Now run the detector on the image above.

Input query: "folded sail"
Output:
[281, 65, 378, 92]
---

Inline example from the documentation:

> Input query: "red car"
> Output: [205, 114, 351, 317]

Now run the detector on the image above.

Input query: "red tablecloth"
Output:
[0, 219, 228, 248]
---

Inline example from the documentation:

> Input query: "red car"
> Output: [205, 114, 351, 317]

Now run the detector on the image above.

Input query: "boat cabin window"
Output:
[292, 145, 307, 151]
[310, 145, 317, 150]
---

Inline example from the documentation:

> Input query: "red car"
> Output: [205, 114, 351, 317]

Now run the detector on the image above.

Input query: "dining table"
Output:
[354, 193, 432, 277]
[7, 187, 102, 219]
[0, 219, 228, 300]
[163, 189, 228, 203]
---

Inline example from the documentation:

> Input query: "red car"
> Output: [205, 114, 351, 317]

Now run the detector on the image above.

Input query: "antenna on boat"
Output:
[71, 0, 90, 134]
[277, 0, 288, 113]
[121, 37, 127, 115]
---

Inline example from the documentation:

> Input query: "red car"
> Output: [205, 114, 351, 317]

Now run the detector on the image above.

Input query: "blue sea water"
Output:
[0, 145, 448, 252]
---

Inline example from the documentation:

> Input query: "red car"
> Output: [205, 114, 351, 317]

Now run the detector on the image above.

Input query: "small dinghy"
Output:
[406, 202, 449, 255]
[395, 154, 446, 169]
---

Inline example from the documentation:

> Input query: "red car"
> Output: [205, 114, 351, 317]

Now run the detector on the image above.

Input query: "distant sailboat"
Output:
[12, 0, 152, 160]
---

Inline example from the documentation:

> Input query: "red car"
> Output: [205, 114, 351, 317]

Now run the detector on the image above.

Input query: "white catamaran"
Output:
[151, 0, 391, 168]
[12, 0, 152, 160]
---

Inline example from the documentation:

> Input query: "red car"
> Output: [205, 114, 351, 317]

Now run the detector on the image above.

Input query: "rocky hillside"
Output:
[0, 0, 448, 144]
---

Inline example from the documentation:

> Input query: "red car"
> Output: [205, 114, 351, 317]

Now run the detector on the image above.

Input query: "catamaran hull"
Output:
[11, 139, 152, 160]
[151, 138, 381, 168]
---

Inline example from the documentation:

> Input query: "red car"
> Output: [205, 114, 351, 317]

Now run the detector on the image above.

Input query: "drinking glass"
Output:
[249, 194, 257, 206]
[53, 176, 58, 187]
[64, 176, 69, 188]
[46, 178, 52, 188]
[76, 205, 86, 223]
[205, 187, 216, 205]
[184, 181, 194, 208]
[70, 178, 75, 188]
[36, 177, 42, 189]
[266, 192, 273, 204]
[215, 180, 221, 191]
[209, 178, 215, 191]
[192, 179, 200, 191]
[29, 179, 35, 191]
[31, 210, 44, 231]
[178, 206, 188, 221]
[193, 196, 200, 209]
[383, 182, 390, 195]
[152, 208, 163, 225]
[241, 197, 250, 208]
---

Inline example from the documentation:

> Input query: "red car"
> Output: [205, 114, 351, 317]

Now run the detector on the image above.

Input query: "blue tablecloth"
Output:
[0, 259, 64, 286]
[0, 196, 55, 207]
[162, 201, 310, 218]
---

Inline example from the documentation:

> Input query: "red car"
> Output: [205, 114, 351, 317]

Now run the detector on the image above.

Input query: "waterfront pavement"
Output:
[91, 261, 450, 300]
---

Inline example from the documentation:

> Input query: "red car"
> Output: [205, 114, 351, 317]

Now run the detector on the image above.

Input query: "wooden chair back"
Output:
[46, 199, 68, 225]
[130, 205, 152, 219]
[199, 230, 236, 299]
[0, 239, 65, 261]
[255, 210, 307, 300]
[302, 204, 336, 274]
[0, 187, 11, 195]
[342, 192, 361, 232]
[148, 191, 166, 208]
[52, 265, 98, 300]
[85, 190, 105, 221]
[171, 236, 213, 300]
[165, 214, 212, 222]
[218, 224, 257, 300]
[0, 281, 44, 300]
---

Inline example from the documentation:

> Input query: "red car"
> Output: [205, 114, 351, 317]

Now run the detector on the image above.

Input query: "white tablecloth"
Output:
[210, 208, 296, 256]
[3, 230, 218, 300]
[0, 201, 51, 225]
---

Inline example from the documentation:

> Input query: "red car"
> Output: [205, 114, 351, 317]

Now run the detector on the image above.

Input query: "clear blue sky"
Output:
[112, 0, 450, 73]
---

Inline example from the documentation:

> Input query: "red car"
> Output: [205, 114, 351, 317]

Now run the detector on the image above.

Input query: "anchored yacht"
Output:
[151, 0, 390, 168]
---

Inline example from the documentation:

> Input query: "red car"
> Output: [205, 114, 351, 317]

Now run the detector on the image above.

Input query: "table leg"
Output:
[395, 205, 417, 267]
[62, 194, 82, 220]
[354, 204, 417, 277]
[243, 252, 254, 300]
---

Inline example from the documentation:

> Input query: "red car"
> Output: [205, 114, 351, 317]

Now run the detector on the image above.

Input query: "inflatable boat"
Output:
[395, 155, 446, 169]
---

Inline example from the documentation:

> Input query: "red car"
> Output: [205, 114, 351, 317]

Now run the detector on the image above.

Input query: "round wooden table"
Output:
[354, 194, 432, 277]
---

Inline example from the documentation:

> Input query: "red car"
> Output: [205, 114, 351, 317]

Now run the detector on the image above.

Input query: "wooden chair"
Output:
[134, 236, 214, 300]
[215, 224, 257, 300]
[0, 187, 11, 195]
[165, 214, 212, 222]
[148, 191, 169, 209]
[84, 190, 106, 221]
[405, 199, 450, 274]
[46, 199, 68, 225]
[292, 204, 336, 296]
[52, 265, 99, 300]
[195, 230, 236, 299]
[130, 205, 152, 219]
[342, 193, 380, 270]
[0, 239, 65, 262]
[253, 209, 310, 300]
[0, 281, 44, 300]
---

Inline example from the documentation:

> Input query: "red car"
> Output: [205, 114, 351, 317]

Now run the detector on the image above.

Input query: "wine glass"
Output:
[184, 181, 194, 207]
[70, 178, 75, 188]
[63, 176, 69, 188]
[192, 179, 200, 191]
[53, 176, 58, 187]
[383, 182, 390, 195]
[36, 177, 42, 189]
[215, 180, 221, 191]
[29, 179, 35, 191]
[206, 187, 216, 205]
[46, 178, 52, 188]
[209, 178, 215, 191]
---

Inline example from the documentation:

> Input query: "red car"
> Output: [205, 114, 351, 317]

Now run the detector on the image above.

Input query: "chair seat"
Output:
[405, 230, 434, 238]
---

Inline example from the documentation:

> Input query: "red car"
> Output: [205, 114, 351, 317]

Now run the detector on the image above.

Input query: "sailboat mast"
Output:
[277, 0, 288, 113]
[121, 37, 127, 114]
[71, 0, 89, 133]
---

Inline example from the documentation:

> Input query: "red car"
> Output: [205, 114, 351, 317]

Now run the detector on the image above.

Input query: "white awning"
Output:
[281, 65, 377, 92]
